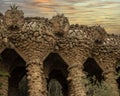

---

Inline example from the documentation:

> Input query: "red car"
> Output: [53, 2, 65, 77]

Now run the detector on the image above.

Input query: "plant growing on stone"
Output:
[10, 4, 18, 10]
[84, 75, 112, 96]
[86, 79, 112, 96]
[0, 71, 9, 77]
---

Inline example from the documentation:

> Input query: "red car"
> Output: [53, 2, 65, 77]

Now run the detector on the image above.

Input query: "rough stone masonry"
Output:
[0, 6, 120, 96]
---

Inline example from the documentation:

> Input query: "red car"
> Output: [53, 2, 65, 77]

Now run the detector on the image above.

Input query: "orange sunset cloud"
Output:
[34, 0, 51, 3]
[0, 0, 120, 34]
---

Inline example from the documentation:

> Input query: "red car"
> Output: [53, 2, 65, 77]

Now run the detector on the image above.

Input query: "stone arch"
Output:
[83, 57, 105, 95]
[83, 57, 104, 83]
[43, 52, 69, 96]
[0, 48, 27, 96]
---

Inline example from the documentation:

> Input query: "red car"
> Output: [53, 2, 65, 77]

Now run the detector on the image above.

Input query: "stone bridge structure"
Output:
[0, 7, 120, 96]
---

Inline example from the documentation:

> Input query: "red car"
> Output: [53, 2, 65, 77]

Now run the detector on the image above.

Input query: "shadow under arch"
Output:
[43, 53, 69, 96]
[83, 57, 105, 96]
[83, 58, 104, 83]
[0, 48, 27, 96]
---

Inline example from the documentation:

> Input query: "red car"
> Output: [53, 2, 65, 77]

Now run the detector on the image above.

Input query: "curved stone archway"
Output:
[0, 7, 120, 96]
[1, 48, 26, 72]
[43, 53, 69, 96]
[0, 48, 27, 96]
[83, 58, 105, 96]
[83, 58, 104, 83]
[48, 70, 68, 96]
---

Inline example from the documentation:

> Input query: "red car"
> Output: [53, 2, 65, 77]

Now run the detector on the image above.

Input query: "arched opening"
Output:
[0, 48, 27, 96]
[83, 58, 105, 96]
[43, 53, 69, 96]
[83, 58, 104, 83]
[8, 67, 26, 96]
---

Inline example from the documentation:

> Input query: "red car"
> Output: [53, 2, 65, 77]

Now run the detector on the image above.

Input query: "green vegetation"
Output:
[85, 76, 112, 96]
[83, 73, 112, 96]
[10, 4, 18, 10]
[0, 71, 9, 77]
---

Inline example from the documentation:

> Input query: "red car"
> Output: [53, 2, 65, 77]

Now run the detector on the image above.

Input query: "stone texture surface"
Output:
[68, 64, 86, 96]
[0, 7, 120, 96]
[26, 59, 47, 96]
[0, 76, 8, 96]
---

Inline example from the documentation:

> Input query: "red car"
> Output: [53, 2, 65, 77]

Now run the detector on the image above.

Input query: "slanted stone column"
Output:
[26, 59, 47, 96]
[103, 59, 119, 96]
[104, 71, 119, 96]
[0, 76, 8, 96]
[67, 64, 86, 96]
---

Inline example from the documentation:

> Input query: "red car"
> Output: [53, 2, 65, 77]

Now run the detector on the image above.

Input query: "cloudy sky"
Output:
[0, 0, 120, 34]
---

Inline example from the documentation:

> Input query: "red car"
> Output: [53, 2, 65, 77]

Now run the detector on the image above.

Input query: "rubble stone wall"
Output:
[0, 8, 120, 96]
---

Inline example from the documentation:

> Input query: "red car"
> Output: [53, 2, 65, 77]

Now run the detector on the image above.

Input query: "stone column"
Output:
[67, 64, 86, 96]
[0, 76, 8, 96]
[103, 59, 119, 96]
[26, 59, 47, 96]
[103, 70, 119, 96]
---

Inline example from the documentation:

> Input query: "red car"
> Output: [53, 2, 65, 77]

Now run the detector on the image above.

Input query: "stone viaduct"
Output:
[0, 7, 120, 96]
